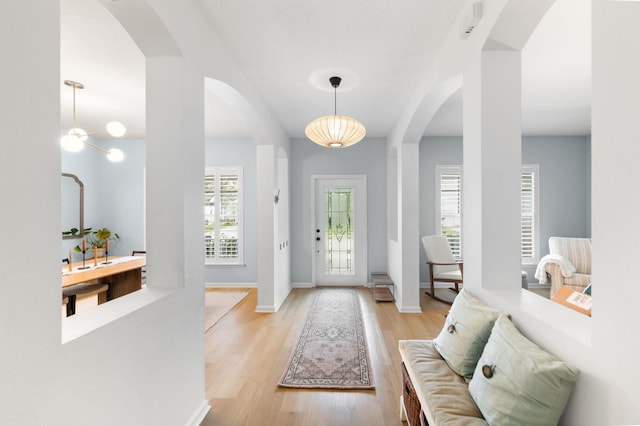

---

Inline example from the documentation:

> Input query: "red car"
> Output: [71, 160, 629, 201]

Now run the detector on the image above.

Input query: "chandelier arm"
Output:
[82, 140, 109, 154]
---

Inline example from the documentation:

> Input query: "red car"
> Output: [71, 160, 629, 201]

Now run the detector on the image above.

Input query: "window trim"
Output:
[435, 164, 539, 265]
[521, 164, 540, 265]
[435, 165, 463, 259]
[204, 166, 244, 266]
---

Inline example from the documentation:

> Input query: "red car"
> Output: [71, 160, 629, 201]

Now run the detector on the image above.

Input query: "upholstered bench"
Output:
[399, 289, 579, 426]
[400, 339, 486, 425]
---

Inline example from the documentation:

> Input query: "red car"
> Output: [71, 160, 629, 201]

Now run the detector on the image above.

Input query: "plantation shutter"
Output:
[438, 167, 462, 259]
[204, 167, 243, 265]
[521, 167, 538, 263]
[218, 174, 239, 258]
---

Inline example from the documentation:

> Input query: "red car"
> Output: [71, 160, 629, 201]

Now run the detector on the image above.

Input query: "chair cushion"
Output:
[435, 269, 462, 281]
[399, 340, 488, 425]
[433, 289, 502, 379]
[469, 314, 579, 426]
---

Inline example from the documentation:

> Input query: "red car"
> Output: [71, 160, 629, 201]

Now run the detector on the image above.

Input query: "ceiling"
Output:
[61, 0, 590, 141]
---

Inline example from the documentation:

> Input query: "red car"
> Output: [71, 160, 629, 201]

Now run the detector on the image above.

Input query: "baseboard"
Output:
[274, 286, 292, 312]
[255, 305, 277, 313]
[292, 282, 314, 288]
[185, 399, 210, 426]
[398, 303, 422, 313]
[205, 282, 257, 288]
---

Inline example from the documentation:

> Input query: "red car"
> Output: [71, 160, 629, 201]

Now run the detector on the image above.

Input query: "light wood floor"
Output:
[201, 287, 450, 426]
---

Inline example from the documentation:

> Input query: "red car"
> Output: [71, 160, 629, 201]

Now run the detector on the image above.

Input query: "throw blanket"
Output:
[535, 254, 576, 284]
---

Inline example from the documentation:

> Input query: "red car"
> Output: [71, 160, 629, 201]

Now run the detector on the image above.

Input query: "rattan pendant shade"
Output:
[305, 76, 366, 148]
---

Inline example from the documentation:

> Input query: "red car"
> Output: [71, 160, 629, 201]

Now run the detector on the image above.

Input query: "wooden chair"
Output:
[132, 250, 146, 284]
[421, 235, 463, 304]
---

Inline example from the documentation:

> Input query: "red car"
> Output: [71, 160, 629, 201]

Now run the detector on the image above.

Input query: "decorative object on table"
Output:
[65, 227, 120, 258]
[305, 76, 366, 148]
[278, 288, 374, 389]
[78, 238, 90, 270]
[60, 80, 126, 162]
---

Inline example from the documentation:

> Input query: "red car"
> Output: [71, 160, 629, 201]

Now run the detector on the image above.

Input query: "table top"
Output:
[551, 286, 592, 316]
[61, 255, 146, 288]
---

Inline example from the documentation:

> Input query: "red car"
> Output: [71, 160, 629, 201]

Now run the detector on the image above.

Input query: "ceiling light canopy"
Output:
[60, 80, 126, 162]
[305, 76, 366, 148]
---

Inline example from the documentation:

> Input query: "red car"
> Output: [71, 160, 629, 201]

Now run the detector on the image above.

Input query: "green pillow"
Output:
[433, 289, 502, 379]
[469, 314, 580, 425]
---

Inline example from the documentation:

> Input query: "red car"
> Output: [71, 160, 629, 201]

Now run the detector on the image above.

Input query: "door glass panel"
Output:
[324, 188, 354, 275]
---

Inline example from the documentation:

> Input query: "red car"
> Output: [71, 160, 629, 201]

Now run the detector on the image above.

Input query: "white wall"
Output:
[1, 1, 209, 425]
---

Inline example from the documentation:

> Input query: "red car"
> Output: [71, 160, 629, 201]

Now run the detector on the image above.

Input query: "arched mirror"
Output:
[61, 173, 84, 240]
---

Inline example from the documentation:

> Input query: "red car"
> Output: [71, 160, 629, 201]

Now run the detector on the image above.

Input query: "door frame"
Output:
[311, 174, 368, 286]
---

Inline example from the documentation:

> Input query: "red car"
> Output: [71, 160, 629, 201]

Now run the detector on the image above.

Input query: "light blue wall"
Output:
[290, 137, 387, 284]
[63, 137, 257, 284]
[61, 138, 145, 260]
[419, 135, 591, 283]
[204, 139, 257, 284]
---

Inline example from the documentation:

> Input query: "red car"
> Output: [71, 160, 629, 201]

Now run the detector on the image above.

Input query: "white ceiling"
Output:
[60, 0, 590, 141]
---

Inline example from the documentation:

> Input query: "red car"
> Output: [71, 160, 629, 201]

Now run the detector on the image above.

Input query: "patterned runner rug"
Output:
[278, 288, 374, 389]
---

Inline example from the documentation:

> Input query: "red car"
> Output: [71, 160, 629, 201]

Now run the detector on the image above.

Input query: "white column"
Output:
[145, 57, 204, 290]
[463, 49, 522, 291]
[592, 1, 640, 422]
[399, 142, 422, 312]
[256, 144, 276, 311]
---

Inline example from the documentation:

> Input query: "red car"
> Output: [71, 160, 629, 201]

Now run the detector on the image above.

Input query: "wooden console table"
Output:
[62, 256, 145, 301]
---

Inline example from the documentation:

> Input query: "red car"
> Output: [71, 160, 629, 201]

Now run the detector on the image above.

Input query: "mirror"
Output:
[61, 173, 84, 240]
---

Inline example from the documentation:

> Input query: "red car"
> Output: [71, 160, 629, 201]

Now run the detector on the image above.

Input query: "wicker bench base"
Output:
[402, 362, 423, 426]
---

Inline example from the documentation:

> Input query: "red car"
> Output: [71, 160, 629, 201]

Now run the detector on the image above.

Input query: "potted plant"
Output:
[63, 227, 120, 256]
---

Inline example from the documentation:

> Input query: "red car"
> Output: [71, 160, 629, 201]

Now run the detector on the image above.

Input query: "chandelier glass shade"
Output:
[305, 76, 366, 148]
[60, 80, 126, 162]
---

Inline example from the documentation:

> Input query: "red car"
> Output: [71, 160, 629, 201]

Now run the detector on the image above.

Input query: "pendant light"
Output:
[305, 76, 366, 148]
[60, 80, 126, 162]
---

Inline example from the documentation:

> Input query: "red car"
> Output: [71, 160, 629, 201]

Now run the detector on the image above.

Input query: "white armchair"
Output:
[535, 237, 591, 297]
[421, 235, 463, 304]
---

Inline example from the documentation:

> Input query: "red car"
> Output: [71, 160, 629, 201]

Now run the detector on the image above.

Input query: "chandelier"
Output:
[60, 80, 126, 162]
[305, 76, 366, 148]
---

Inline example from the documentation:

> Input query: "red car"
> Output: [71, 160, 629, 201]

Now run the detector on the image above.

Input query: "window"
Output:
[204, 167, 243, 265]
[436, 165, 539, 264]
[520, 165, 539, 265]
[435, 166, 462, 258]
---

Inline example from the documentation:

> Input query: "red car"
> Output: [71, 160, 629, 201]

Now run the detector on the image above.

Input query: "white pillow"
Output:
[433, 289, 502, 380]
[469, 314, 580, 425]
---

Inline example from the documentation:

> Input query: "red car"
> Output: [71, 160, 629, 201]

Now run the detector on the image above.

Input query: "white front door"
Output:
[313, 176, 367, 286]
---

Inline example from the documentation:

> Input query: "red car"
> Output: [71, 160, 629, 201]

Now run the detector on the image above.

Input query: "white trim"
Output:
[292, 282, 315, 288]
[205, 282, 257, 288]
[521, 164, 540, 265]
[204, 166, 244, 266]
[435, 165, 463, 258]
[184, 400, 211, 426]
